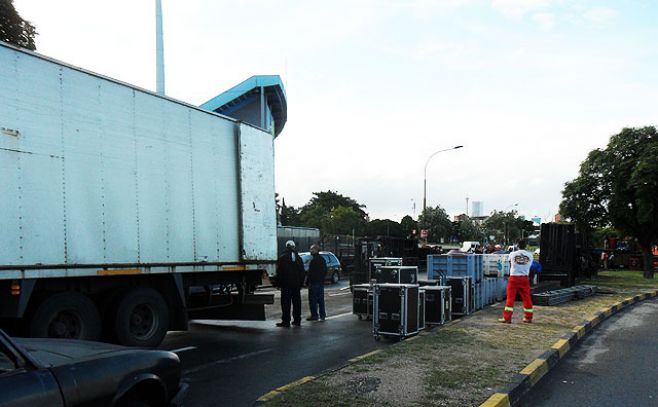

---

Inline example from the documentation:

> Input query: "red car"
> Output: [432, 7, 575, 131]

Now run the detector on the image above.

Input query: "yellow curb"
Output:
[571, 325, 586, 339]
[520, 358, 549, 385]
[551, 339, 571, 358]
[348, 349, 382, 363]
[257, 375, 316, 402]
[479, 392, 511, 407]
[586, 316, 600, 327]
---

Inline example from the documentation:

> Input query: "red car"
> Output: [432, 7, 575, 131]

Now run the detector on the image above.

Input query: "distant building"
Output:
[472, 201, 483, 217]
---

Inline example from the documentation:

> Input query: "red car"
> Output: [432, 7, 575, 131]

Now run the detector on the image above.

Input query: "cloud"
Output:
[583, 7, 618, 24]
[491, 0, 551, 19]
[532, 12, 555, 30]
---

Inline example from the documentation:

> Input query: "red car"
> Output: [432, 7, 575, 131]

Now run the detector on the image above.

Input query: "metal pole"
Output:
[155, 0, 165, 95]
[422, 145, 463, 212]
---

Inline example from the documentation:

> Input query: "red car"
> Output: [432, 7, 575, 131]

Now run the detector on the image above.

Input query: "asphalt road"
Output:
[160, 281, 391, 407]
[519, 298, 658, 407]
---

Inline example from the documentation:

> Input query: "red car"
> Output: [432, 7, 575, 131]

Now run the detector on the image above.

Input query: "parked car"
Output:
[300, 251, 342, 284]
[0, 329, 187, 407]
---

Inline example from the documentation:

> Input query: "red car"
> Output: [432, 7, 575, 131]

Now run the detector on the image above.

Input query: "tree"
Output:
[400, 215, 418, 238]
[278, 197, 302, 226]
[418, 205, 452, 243]
[453, 216, 484, 242]
[298, 191, 369, 237]
[1, 0, 37, 50]
[561, 126, 658, 279]
[483, 210, 533, 245]
[366, 219, 403, 237]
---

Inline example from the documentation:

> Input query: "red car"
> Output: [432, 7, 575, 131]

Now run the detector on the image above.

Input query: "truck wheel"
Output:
[29, 292, 101, 341]
[114, 288, 169, 347]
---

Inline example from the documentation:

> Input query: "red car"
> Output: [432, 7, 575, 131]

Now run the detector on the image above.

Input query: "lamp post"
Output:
[423, 145, 463, 212]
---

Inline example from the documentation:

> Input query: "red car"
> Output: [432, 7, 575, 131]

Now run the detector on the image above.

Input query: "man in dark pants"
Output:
[275, 240, 305, 328]
[306, 244, 327, 321]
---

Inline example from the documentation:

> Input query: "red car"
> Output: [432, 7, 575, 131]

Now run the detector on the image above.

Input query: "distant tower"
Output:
[472, 201, 483, 217]
[155, 0, 165, 95]
[465, 196, 469, 217]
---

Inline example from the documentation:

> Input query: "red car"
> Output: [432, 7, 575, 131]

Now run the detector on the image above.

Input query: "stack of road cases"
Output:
[422, 285, 452, 325]
[446, 276, 473, 316]
[352, 283, 374, 320]
[373, 283, 420, 340]
[372, 266, 419, 284]
[368, 258, 403, 281]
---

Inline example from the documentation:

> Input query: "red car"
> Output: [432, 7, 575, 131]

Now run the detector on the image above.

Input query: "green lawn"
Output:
[583, 270, 658, 289]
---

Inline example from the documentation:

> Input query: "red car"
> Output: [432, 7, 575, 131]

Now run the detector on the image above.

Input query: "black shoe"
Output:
[306, 316, 319, 321]
[320, 317, 326, 321]
[276, 322, 290, 328]
[292, 321, 301, 326]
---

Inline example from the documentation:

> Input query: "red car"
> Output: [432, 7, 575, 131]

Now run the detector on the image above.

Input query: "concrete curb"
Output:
[479, 289, 658, 407]
[254, 318, 463, 405]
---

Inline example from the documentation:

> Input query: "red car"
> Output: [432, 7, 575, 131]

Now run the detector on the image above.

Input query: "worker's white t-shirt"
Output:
[509, 250, 534, 276]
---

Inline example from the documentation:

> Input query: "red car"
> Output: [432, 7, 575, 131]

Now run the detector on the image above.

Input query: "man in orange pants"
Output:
[499, 238, 534, 323]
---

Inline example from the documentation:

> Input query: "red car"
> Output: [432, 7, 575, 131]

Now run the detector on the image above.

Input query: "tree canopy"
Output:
[418, 205, 452, 243]
[1, 0, 37, 50]
[482, 210, 534, 245]
[560, 126, 658, 278]
[452, 216, 484, 242]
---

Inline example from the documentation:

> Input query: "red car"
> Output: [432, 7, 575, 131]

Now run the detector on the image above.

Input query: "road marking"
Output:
[329, 292, 351, 297]
[183, 348, 272, 375]
[324, 312, 353, 321]
[170, 346, 197, 354]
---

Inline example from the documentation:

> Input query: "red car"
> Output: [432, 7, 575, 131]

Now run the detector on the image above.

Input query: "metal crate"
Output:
[372, 266, 418, 284]
[446, 276, 473, 316]
[422, 285, 452, 325]
[373, 284, 420, 340]
[352, 283, 373, 320]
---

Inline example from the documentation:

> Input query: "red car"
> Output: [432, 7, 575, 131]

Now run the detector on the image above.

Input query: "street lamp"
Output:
[423, 145, 463, 212]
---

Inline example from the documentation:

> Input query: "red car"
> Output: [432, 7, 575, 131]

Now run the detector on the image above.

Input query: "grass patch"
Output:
[583, 270, 658, 290]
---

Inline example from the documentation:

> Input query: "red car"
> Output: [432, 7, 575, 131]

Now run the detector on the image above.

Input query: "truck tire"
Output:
[114, 288, 169, 347]
[29, 292, 102, 341]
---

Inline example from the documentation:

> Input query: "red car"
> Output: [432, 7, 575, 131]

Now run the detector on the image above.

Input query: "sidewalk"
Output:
[262, 271, 658, 407]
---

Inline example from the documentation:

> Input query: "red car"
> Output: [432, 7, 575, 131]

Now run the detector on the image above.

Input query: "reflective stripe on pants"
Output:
[503, 275, 534, 321]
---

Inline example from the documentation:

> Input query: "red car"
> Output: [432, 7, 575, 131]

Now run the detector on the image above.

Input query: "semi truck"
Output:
[0, 42, 285, 347]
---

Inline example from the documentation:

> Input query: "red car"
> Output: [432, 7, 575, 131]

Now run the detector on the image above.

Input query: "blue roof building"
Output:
[201, 75, 287, 137]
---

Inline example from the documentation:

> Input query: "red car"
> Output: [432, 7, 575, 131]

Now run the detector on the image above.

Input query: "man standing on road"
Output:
[275, 240, 305, 328]
[306, 244, 327, 321]
[499, 239, 535, 324]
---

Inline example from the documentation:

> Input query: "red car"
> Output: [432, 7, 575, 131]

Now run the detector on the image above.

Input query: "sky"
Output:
[13, 0, 658, 223]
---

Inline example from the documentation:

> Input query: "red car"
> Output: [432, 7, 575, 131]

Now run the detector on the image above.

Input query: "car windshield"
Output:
[300, 254, 311, 264]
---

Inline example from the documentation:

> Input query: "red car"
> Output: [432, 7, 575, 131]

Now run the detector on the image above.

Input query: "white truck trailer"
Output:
[0, 42, 283, 347]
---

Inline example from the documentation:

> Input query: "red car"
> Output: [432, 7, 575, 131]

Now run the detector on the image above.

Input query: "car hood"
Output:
[15, 337, 133, 367]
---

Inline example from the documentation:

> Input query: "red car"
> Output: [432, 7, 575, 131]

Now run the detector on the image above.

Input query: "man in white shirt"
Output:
[499, 239, 535, 323]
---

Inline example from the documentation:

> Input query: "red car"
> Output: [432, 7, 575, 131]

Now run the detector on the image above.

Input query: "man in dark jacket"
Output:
[276, 240, 305, 327]
[306, 244, 328, 321]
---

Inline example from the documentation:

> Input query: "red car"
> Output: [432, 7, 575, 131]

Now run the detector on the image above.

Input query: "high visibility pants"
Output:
[503, 275, 534, 321]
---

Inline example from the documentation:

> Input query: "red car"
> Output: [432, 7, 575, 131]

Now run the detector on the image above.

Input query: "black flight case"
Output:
[422, 285, 452, 325]
[373, 283, 420, 340]
[372, 266, 419, 284]
[352, 283, 373, 320]
[446, 276, 473, 316]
